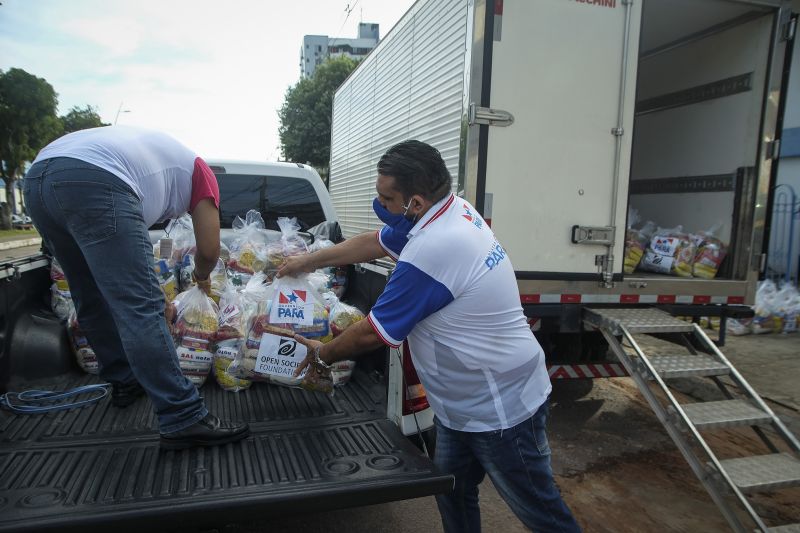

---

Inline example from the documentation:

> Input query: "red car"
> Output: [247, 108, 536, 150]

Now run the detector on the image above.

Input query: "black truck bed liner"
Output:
[0, 371, 451, 533]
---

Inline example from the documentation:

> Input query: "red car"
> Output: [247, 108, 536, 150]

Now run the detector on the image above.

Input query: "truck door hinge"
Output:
[766, 139, 781, 160]
[572, 225, 615, 247]
[611, 127, 624, 136]
[781, 14, 796, 42]
[468, 103, 514, 127]
[754, 253, 767, 274]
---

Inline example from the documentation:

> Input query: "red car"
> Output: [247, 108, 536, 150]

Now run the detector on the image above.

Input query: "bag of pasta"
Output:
[173, 286, 219, 386]
[691, 225, 728, 280]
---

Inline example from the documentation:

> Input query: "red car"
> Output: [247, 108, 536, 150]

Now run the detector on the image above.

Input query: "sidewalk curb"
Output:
[0, 237, 42, 251]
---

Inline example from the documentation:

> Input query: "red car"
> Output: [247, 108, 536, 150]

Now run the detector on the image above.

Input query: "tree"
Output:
[278, 56, 358, 182]
[0, 68, 61, 228]
[60, 105, 108, 134]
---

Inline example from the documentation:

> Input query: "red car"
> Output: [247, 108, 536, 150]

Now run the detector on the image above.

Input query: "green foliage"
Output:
[60, 105, 108, 134]
[0, 68, 61, 180]
[278, 56, 358, 173]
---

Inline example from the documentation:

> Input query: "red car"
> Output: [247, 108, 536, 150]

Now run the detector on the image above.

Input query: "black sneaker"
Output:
[159, 413, 250, 450]
[110, 381, 146, 407]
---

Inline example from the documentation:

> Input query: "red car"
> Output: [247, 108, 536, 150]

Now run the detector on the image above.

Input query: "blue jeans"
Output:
[434, 401, 581, 532]
[23, 157, 207, 433]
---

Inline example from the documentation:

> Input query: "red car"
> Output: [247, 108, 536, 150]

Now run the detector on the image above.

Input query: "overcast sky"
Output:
[0, 0, 414, 161]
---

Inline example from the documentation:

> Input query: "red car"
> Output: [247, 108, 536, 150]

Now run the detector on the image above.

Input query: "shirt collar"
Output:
[407, 193, 456, 237]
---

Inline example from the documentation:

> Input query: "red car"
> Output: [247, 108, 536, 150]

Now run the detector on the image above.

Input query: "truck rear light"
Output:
[401, 340, 430, 415]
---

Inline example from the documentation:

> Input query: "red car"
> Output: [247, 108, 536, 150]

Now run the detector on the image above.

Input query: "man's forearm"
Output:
[309, 231, 388, 270]
[318, 318, 386, 365]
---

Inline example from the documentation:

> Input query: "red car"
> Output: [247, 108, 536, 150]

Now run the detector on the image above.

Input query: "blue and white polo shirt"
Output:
[369, 193, 551, 432]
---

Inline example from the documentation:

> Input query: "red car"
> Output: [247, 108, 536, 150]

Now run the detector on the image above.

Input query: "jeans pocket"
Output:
[531, 415, 551, 456]
[52, 181, 116, 244]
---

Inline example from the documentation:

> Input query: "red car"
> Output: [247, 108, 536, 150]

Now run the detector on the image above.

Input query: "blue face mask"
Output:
[373, 197, 416, 234]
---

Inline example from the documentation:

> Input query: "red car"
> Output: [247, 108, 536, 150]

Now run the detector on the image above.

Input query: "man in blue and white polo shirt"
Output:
[279, 140, 580, 532]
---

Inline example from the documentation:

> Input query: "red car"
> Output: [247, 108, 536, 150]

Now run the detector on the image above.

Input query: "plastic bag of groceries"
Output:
[774, 283, 800, 334]
[173, 286, 219, 386]
[230, 275, 332, 393]
[726, 318, 752, 336]
[154, 258, 179, 302]
[327, 298, 365, 386]
[162, 215, 195, 268]
[50, 283, 73, 321]
[227, 210, 269, 287]
[212, 275, 271, 391]
[307, 221, 347, 297]
[179, 257, 228, 304]
[639, 226, 696, 277]
[67, 310, 99, 374]
[49, 258, 74, 321]
[623, 212, 656, 274]
[691, 224, 728, 280]
[265, 217, 310, 280]
[752, 280, 780, 334]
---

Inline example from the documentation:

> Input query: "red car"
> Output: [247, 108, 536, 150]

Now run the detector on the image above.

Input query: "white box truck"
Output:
[329, 1, 800, 530]
[329, 0, 797, 367]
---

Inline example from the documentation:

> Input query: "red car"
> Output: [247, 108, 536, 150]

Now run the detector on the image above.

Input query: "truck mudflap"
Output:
[0, 373, 453, 533]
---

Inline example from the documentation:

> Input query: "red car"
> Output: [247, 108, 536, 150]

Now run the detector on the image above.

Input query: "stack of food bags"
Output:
[229, 275, 331, 390]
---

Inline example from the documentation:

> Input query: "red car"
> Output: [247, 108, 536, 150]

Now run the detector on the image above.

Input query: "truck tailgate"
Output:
[0, 371, 452, 533]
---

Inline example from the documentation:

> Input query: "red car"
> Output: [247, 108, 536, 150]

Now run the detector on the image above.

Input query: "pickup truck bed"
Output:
[1, 367, 450, 533]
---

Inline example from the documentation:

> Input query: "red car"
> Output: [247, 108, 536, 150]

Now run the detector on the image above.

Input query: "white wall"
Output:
[630, 15, 773, 245]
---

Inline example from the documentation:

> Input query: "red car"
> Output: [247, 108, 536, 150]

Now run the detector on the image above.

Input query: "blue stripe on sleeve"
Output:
[379, 226, 407, 260]
[370, 261, 454, 344]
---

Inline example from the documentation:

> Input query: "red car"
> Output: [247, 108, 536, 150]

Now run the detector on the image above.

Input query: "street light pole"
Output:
[114, 101, 131, 125]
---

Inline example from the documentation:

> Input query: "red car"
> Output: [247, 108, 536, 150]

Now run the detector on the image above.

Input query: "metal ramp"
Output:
[584, 307, 800, 533]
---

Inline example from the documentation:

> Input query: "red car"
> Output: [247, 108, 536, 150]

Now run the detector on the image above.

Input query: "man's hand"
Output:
[292, 334, 333, 394]
[191, 271, 212, 295]
[277, 254, 316, 278]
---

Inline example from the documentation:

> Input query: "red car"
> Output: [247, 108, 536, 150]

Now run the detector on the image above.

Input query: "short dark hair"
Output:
[377, 140, 451, 202]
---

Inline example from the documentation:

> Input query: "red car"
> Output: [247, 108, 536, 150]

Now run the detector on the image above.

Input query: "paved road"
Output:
[0, 244, 42, 261]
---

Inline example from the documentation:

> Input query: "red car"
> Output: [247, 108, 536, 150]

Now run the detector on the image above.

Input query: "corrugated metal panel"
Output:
[330, 0, 469, 238]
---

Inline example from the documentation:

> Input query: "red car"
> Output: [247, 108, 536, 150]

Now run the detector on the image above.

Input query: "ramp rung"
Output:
[649, 354, 730, 378]
[681, 400, 772, 430]
[719, 453, 800, 493]
[585, 307, 694, 334]
[765, 524, 800, 532]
